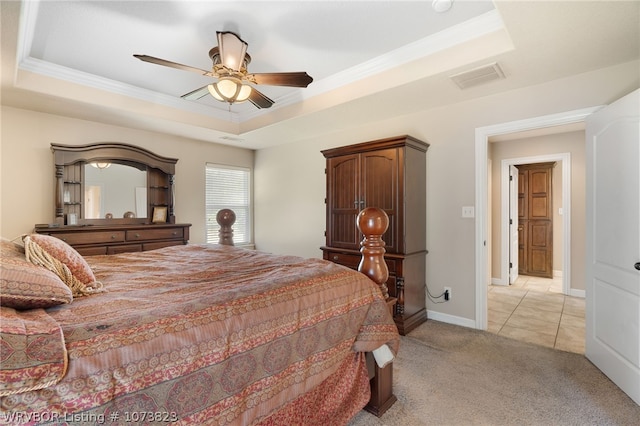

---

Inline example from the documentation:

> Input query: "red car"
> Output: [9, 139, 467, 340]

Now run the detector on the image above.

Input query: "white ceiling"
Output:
[1, 1, 639, 150]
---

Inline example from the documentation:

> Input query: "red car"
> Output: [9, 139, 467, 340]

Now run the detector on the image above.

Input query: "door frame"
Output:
[499, 153, 571, 292]
[508, 164, 519, 284]
[474, 106, 600, 329]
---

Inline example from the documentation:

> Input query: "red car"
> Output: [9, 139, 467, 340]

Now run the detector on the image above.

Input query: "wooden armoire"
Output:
[321, 135, 429, 335]
[517, 162, 555, 278]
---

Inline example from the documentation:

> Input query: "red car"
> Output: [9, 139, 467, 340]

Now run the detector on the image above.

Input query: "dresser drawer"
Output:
[126, 227, 184, 242]
[54, 231, 126, 245]
[327, 252, 361, 269]
[76, 246, 107, 256]
[325, 250, 397, 273]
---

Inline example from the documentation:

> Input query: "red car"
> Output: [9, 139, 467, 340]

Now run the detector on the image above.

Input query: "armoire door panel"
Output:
[331, 213, 360, 248]
[327, 155, 361, 249]
[361, 150, 397, 210]
[329, 155, 360, 209]
[361, 148, 398, 251]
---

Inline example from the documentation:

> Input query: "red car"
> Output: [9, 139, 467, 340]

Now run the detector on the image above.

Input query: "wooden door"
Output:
[326, 154, 361, 249]
[361, 148, 398, 252]
[517, 163, 554, 278]
[586, 89, 640, 404]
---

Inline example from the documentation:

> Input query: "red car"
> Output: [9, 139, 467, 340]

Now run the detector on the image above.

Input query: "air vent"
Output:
[450, 62, 505, 89]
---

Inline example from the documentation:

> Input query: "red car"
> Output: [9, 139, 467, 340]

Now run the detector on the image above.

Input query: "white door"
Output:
[509, 165, 519, 284]
[585, 88, 640, 405]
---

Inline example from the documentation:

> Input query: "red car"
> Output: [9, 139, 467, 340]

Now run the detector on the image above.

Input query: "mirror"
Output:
[51, 142, 178, 225]
[84, 163, 147, 219]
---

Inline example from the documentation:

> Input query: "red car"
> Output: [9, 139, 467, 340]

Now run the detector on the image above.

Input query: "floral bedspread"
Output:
[0, 307, 67, 397]
[0, 245, 399, 425]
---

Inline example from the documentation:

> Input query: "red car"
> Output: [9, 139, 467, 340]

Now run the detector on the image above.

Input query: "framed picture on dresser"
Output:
[152, 206, 167, 223]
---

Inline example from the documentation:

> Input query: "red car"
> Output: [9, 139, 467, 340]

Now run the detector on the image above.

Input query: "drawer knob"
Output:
[111, 235, 116, 240]
[135, 233, 140, 238]
[172, 231, 177, 236]
[333, 255, 339, 261]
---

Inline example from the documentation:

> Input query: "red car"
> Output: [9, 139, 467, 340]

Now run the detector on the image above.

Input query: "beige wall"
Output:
[489, 131, 586, 291]
[1, 60, 637, 326]
[254, 61, 638, 324]
[0, 106, 254, 242]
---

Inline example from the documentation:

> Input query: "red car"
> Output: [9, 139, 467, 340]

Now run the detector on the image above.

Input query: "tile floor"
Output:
[488, 275, 585, 354]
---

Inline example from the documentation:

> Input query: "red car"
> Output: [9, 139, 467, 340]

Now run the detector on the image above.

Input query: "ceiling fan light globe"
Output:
[236, 85, 252, 102]
[218, 79, 240, 99]
[208, 79, 251, 104]
[207, 84, 224, 101]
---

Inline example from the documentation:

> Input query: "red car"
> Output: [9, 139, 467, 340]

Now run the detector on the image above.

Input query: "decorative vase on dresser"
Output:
[320, 135, 429, 335]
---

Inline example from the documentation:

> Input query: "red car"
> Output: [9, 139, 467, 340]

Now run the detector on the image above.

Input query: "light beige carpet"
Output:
[349, 320, 639, 425]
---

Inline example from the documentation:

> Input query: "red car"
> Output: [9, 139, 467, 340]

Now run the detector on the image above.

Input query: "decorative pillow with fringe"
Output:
[22, 234, 104, 297]
[0, 238, 73, 309]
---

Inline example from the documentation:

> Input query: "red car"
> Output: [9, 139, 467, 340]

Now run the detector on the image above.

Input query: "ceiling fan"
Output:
[134, 31, 313, 109]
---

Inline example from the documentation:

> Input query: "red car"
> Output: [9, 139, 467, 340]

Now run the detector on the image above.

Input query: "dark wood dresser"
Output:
[36, 142, 191, 255]
[321, 135, 429, 335]
[34, 223, 191, 256]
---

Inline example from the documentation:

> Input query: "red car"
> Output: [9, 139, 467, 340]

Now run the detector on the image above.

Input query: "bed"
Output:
[0, 208, 399, 425]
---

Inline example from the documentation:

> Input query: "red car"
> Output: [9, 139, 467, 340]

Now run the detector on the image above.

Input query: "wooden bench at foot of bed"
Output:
[217, 207, 397, 417]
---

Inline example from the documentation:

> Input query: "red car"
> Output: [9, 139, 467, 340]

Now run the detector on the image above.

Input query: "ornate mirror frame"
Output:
[51, 142, 178, 225]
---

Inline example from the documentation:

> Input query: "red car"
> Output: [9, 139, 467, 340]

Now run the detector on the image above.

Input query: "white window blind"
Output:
[205, 164, 251, 244]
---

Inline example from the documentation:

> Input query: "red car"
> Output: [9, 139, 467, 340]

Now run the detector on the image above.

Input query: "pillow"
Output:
[0, 239, 72, 309]
[22, 234, 104, 297]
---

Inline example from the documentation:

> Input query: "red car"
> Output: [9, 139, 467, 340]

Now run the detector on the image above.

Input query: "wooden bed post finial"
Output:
[357, 207, 390, 299]
[216, 209, 236, 246]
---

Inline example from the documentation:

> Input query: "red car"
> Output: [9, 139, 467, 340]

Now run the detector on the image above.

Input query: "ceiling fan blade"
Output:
[134, 54, 214, 77]
[181, 85, 210, 100]
[247, 72, 313, 88]
[248, 88, 274, 109]
[217, 31, 248, 71]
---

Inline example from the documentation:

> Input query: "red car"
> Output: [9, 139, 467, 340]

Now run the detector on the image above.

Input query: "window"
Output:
[205, 164, 251, 245]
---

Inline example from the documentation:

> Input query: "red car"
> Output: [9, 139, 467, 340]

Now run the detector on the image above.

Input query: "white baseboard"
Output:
[569, 288, 585, 298]
[427, 310, 477, 329]
[491, 277, 508, 286]
[554, 270, 563, 278]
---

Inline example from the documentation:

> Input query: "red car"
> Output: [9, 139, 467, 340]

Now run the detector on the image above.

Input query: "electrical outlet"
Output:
[462, 206, 475, 218]
[444, 286, 452, 301]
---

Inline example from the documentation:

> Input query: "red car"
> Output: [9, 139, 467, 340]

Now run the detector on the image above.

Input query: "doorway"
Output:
[499, 153, 570, 292]
[474, 106, 598, 330]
